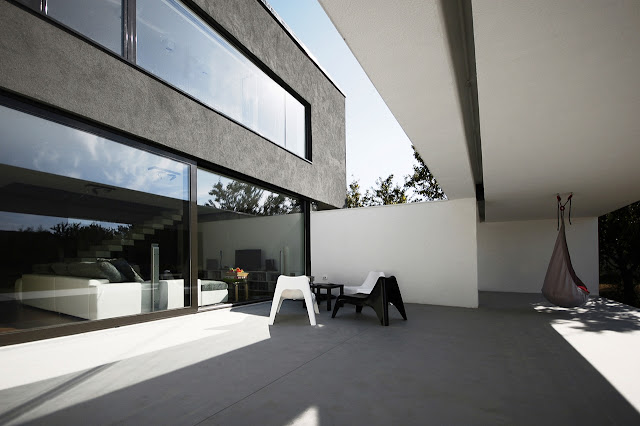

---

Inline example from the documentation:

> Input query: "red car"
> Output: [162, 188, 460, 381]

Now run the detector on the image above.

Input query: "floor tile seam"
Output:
[191, 325, 370, 425]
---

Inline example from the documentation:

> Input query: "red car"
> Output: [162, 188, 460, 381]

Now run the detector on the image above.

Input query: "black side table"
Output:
[310, 283, 344, 311]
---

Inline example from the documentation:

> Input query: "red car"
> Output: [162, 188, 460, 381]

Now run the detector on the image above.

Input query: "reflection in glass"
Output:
[136, 0, 306, 157]
[197, 168, 304, 307]
[0, 105, 190, 334]
[47, 0, 123, 55]
[286, 93, 306, 156]
[0, 106, 189, 200]
[14, 0, 42, 12]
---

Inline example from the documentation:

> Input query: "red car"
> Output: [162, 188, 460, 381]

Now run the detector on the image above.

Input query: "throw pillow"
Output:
[98, 260, 125, 283]
[67, 261, 124, 282]
[110, 258, 144, 283]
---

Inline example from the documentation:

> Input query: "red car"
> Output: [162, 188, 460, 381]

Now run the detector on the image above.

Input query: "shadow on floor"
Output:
[0, 298, 638, 425]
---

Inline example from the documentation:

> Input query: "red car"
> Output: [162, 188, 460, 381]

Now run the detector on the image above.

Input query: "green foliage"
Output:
[344, 145, 445, 208]
[599, 200, 640, 306]
[49, 222, 130, 241]
[404, 146, 446, 201]
[345, 179, 371, 208]
[369, 174, 408, 206]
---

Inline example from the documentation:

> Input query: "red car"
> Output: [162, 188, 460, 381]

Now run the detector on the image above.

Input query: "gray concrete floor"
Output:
[0, 292, 639, 425]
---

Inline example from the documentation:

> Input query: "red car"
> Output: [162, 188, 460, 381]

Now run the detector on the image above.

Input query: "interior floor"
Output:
[0, 298, 85, 333]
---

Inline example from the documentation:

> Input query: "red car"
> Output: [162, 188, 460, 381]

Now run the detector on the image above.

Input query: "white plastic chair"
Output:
[269, 275, 319, 326]
[343, 271, 385, 295]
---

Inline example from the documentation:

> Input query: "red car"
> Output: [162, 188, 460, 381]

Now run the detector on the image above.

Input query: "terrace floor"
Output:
[0, 292, 639, 425]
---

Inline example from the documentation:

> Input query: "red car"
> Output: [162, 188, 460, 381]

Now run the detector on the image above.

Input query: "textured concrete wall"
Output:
[0, 0, 346, 207]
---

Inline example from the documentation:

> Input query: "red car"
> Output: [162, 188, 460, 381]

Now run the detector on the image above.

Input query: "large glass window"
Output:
[0, 105, 190, 334]
[197, 169, 305, 307]
[136, 0, 307, 157]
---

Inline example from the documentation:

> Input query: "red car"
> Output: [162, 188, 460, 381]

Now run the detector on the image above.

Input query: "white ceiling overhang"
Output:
[319, 0, 476, 200]
[320, 0, 640, 221]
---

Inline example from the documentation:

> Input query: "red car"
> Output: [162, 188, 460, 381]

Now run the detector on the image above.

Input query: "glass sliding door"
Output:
[0, 104, 191, 334]
[197, 168, 304, 306]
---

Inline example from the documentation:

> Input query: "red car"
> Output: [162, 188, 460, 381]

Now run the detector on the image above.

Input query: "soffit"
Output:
[319, 0, 476, 200]
[320, 0, 640, 220]
[474, 0, 640, 221]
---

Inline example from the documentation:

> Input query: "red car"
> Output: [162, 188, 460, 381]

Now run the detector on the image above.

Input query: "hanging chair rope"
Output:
[556, 193, 573, 230]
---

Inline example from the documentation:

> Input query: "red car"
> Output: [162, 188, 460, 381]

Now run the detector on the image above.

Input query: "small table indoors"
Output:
[310, 283, 344, 311]
[223, 277, 249, 302]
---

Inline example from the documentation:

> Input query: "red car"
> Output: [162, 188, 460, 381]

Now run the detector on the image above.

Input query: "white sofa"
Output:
[198, 280, 229, 306]
[15, 276, 228, 319]
[15, 274, 142, 320]
[141, 279, 186, 312]
[142, 279, 228, 310]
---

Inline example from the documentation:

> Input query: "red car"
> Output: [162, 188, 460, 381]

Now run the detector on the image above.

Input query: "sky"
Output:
[267, 0, 416, 192]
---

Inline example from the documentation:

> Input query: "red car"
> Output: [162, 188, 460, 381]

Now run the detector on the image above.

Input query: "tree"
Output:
[369, 174, 408, 206]
[262, 193, 300, 215]
[206, 179, 296, 216]
[345, 179, 371, 208]
[599, 201, 640, 306]
[345, 145, 444, 208]
[206, 180, 264, 215]
[404, 146, 446, 201]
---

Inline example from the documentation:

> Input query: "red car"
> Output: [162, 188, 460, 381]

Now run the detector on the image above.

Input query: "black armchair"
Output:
[331, 276, 407, 326]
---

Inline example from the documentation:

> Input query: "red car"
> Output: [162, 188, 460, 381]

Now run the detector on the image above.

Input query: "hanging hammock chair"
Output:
[541, 194, 590, 307]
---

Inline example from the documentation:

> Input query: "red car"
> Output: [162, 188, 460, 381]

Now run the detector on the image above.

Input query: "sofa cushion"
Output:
[32, 263, 53, 274]
[201, 280, 228, 291]
[51, 262, 69, 275]
[67, 261, 123, 282]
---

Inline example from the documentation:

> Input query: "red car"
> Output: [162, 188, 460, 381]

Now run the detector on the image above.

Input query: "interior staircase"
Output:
[72, 210, 183, 261]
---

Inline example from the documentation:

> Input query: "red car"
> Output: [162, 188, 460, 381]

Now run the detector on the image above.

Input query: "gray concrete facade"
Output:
[0, 0, 346, 207]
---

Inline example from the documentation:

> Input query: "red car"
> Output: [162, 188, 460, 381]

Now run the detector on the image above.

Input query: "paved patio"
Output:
[0, 292, 638, 425]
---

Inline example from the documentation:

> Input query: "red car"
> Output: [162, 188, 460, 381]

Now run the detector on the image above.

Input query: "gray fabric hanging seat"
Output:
[541, 195, 590, 307]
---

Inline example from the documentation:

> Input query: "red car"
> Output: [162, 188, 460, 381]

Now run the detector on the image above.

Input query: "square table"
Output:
[223, 278, 249, 301]
[310, 283, 344, 311]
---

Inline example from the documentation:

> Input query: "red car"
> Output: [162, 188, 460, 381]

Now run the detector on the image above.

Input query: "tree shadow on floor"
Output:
[532, 296, 640, 333]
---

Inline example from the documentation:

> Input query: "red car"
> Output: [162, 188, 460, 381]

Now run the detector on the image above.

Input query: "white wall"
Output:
[311, 198, 479, 308]
[199, 213, 304, 275]
[477, 218, 599, 295]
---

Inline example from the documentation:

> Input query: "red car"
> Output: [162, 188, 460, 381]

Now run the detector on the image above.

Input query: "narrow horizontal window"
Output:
[46, 0, 124, 56]
[136, 0, 307, 158]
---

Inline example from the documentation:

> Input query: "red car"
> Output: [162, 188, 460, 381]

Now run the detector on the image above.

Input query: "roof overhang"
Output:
[320, 0, 640, 221]
[319, 0, 477, 201]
